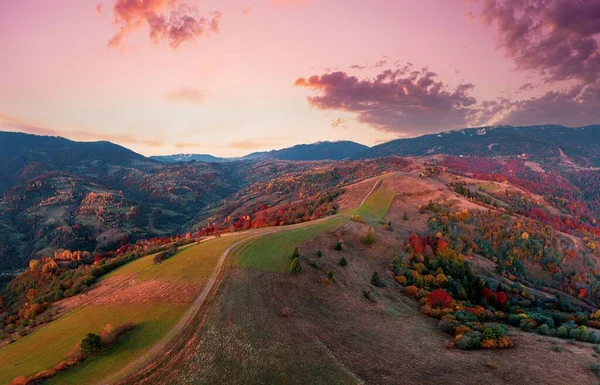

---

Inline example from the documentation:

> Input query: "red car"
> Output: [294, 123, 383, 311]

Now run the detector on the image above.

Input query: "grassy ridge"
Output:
[104, 235, 252, 284]
[234, 216, 347, 272]
[0, 234, 250, 385]
[353, 188, 396, 224]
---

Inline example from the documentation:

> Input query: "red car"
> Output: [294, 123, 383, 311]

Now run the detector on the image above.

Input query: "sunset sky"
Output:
[1, 0, 598, 156]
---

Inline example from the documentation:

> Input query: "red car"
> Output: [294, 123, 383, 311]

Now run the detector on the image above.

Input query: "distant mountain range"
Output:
[243, 141, 369, 161]
[359, 125, 600, 166]
[151, 125, 600, 166]
[151, 141, 369, 163]
[150, 154, 230, 163]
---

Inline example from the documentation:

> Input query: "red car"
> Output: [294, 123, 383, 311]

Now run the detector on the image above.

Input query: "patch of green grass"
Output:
[353, 189, 396, 224]
[0, 303, 186, 385]
[234, 217, 347, 272]
[105, 233, 252, 284]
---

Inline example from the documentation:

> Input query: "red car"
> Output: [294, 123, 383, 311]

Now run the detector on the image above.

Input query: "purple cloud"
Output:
[501, 83, 600, 126]
[295, 65, 477, 135]
[474, 0, 600, 83]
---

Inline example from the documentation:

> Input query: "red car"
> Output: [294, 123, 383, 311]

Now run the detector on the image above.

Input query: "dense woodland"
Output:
[392, 199, 600, 350]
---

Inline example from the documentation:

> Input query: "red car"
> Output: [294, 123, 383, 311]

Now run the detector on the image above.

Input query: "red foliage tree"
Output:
[495, 291, 508, 307]
[427, 289, 453, 308]
[408, 233, 425, 254]
[436, 239, 449, 254]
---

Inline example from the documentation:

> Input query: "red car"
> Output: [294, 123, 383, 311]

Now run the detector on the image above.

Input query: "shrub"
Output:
[589, 332, 600, 344]
[334, 242, 342, 251]
[508, 314, 525, 326]
[455, 331, 482, 350]
[536, 324, 551, 336]
[455, 310, 479, 324]
[519, 318, 537, 332]
[557, 326, 569, 339]
[9, 377, 29, 385]
[590, 362, 600, 377]
[281, 307, 292, 317]
[364, 227, 375, 246]
[426, 289, 453, 308]
[153, 251, 169, 264]
[371, 272, 383, 287]
[439, 316, 461, 335]
[80, 333, 103, 357]
[405, 285, 419, 298]
[327, 271, 334, 280]
[54, 359, 78, 372]
[395, 275, 407, 285]
[317, 250, 322, 258]
[290, 258, 302, 274]
[570, 326, 589, 342]
[292, 247, 300, 260]
[403, 212, 408, 221]
[363, 290, 377, 303]
[339, 257, 348, 266]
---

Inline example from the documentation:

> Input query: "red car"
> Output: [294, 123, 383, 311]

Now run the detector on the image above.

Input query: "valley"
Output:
[1, 129, 600, 384]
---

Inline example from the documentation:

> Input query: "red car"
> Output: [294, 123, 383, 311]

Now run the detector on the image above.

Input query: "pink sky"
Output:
[0, 0, 597, 156]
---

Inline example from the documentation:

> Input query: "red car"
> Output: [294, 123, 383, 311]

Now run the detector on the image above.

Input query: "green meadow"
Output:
[353, 188, 396, 224]
[234, 216, 347, 272]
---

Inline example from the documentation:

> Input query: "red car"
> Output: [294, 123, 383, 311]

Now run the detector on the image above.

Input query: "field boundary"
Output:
[359, 179, 382, 207]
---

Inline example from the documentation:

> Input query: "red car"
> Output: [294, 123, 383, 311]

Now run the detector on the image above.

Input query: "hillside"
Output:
[152, 141, 370, 163]
[0, 132, 148, 195]
[243, 140, 369, 161]
[3, 162, 600, 384]
[360, 125, 600, 166]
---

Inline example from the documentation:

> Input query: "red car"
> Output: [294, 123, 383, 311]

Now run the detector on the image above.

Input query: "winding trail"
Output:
[107, 218, 338, 384]
[100, 230, 277, 385]
[108, 182, 378, 384]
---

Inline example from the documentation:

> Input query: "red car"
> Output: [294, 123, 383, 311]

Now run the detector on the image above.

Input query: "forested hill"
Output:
[358, 125, 600, 166]
[0, 131, 147, 195]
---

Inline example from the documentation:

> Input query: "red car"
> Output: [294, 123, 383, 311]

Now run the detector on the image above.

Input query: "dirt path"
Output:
[109, 185, 379, 385]
[359, 179, 382, 207]
[100, 231, 276, 385]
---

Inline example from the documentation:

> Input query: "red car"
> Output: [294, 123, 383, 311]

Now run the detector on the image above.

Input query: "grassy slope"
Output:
[143, 216, 358, 384]
[353, 188, 396, 224]
[150, 183, 397, 383]
[0, 234, 250, 385]
[0, 303, 186, 385]
[234, 216, 347, 272]
[104, 235, 252, 284]
[163, 267, 358, 385]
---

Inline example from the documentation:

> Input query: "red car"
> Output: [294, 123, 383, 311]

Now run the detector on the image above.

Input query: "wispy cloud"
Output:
[228, 138, 284, 150]
[0, 113, 163, 147]
[330, 117, 349, 129]
[164, 88, 204, 105]
[242, 3, 257, 16]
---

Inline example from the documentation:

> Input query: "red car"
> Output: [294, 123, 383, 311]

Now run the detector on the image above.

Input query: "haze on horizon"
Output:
[0, 0, 599, 157]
